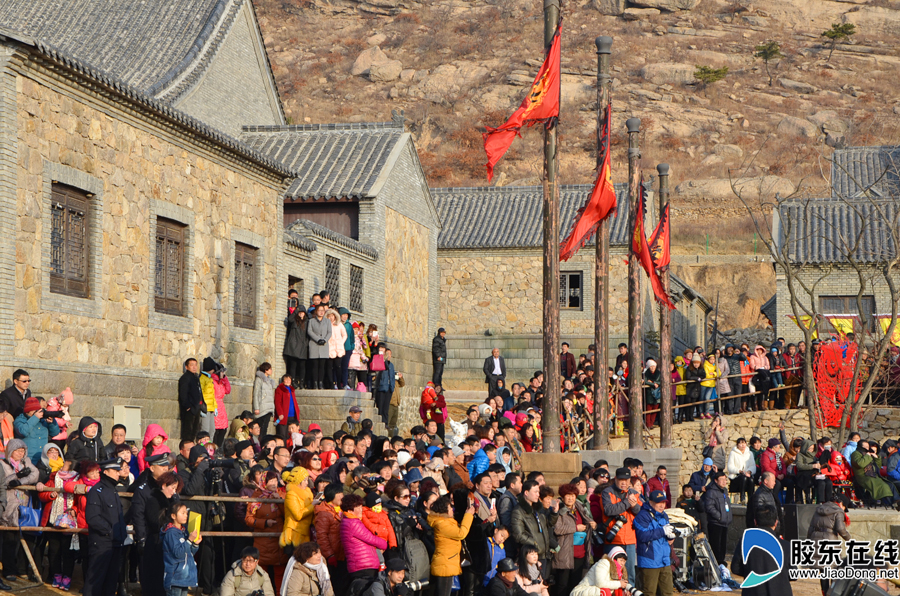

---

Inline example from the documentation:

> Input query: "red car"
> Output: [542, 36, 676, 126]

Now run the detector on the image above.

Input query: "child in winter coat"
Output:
[138, 423, 171, 472]
[484, 526, 509, 586]
[162, 501, 200, 596]
[361, 492, 397, 549]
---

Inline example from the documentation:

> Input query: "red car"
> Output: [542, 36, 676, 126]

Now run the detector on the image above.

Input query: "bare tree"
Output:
[729, 140, 899, 443]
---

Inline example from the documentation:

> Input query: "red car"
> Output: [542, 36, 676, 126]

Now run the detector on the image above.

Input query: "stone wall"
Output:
[672, 408, 900, 485]
[774, 263, 900, 343]
[385, 207, 430, 345]
[0, 58, 286, 438]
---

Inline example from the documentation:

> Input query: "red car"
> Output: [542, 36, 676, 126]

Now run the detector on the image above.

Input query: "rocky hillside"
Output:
[254, 0, 899, 326]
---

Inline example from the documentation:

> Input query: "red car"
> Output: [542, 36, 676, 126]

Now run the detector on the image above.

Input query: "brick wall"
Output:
[0, 52, 286, 438]
[774, 263, 900, 343]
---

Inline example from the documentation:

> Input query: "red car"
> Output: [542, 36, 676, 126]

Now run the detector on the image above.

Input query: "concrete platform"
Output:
[293, 390, 387, 436]
[581, 448, 684, 487]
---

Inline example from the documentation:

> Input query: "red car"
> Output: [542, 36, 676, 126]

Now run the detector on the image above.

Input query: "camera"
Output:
[249, 590, 266, 596]
[42, 409, 65, 419]
[605, 515, 627, 542]
[288, 297, 299, 311]
[208, 458, 236, 469]
[255, 448, 271, 461]
[404, 580, 429, 590]
[625, 584, 644, 596]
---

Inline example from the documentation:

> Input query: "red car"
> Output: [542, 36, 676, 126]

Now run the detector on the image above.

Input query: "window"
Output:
[50, 184, 90, 298]
[325, 255, 341, 306]
[234, 243, 258, 329]
[350, 265, 364, 312]
[154, 218, 185, 316]
[819, 295, 876, 333]
[559, 271, 583, 310]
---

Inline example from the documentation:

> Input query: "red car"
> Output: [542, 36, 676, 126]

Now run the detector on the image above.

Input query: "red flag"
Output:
[648, 202, 671, 270]
[483, 25, 562, 181]
[632, 180, 675, 310]
[560, 104, 617, 261]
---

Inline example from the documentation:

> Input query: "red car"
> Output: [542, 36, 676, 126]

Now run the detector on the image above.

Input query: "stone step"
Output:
[443, 390, 488, 403]
[291, 390, 388, 437]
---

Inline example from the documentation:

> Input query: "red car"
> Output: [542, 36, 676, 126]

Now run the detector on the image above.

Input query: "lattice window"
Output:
[234, 243, 258, 329]
[325, 255, 341, 306]
[560, 271, 583, 310]
[155, 218, 185, 316]
[50, 184, 90, 298]
[349, 265, 364, 312]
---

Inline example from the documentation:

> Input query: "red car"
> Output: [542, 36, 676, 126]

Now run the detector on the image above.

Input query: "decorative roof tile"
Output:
[241, 122, 405, 200]
[286, 220, 378, 259]
[0, 0, 232, 94]
[431, 184, 631, 249]
[777, 198, 899, 264]
[760, 294, 777, 325]
[283, 228, 317, 252]
[831, 146, 900, 199]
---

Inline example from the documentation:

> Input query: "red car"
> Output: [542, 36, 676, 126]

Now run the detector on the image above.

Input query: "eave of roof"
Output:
[286, 219, 378, 259]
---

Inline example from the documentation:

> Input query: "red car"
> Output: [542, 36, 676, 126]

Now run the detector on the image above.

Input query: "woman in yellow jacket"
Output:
[428, 494, 475, 596]
[701, 353, 720, 419]
[280, 467, 315, 549]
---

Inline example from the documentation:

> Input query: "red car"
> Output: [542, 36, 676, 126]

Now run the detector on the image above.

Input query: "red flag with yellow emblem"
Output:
[560, 104, 617, 261]
[632, 180, 675, 310]
[648, 202, 671, 271]
[483, 25, 562, 181]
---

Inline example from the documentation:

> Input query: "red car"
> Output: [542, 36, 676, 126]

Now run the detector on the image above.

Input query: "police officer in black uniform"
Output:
[84, 457, 127, 596]
[128, 452, 174, 596]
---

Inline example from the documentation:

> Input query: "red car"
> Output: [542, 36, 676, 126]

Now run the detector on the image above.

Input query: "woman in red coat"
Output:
[274, 375, 300, 441]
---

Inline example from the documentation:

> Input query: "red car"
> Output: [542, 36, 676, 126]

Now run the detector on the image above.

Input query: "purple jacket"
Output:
[340, 516, 388, 573]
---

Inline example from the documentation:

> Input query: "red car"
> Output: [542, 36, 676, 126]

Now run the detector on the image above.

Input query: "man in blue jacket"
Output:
[374, 348, 396, 424]
[633, 490, 675, 596]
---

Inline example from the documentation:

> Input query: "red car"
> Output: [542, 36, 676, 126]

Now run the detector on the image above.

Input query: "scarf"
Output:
[343, 510, 361, 520]
[305, 560, 331, 595]
[526, 563, 541, 581]
[614, 557, 624, 579]
[48, 457, 64, 473]
[49, 471, 78, 528]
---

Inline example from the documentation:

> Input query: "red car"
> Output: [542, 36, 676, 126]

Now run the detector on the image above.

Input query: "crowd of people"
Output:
[0, 289, 896, 596]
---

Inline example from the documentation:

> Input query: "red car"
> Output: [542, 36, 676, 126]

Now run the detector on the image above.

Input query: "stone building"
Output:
[0, 1, 441, 436]
[432, 184, 712, 388]
[770, 146, 900, 344]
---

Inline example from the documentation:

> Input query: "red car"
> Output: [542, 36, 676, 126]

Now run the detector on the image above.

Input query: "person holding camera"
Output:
[633, 490, 677, 596]
[571, 546, 630, 596]
[14, 396, 60, 465]
[220, 546, 276, 596]
[178, 445, 216, 593]
[429, 494, 474, 596]
[598, 468, 643, 584]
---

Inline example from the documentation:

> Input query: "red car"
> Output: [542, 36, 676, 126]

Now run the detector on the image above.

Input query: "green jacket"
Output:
[851, 448, 893, 501]
[795, 439, 818, 472]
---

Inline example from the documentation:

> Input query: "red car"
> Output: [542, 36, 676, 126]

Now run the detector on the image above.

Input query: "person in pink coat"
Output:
[338, 494, 387, 580]
[210, 368, 231, 446]
[137, 423, 171, 472]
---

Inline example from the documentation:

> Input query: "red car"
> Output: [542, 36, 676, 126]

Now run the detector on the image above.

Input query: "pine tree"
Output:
[694, 65, 728, 89]
[822, 23, 856, 62]
[754, 41, 783, 86]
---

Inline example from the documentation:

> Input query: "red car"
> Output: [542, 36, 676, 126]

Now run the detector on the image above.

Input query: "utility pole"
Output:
[541, 0, 562, 453]
[594, 36, 613, 450]
[626, 117, 643, 449]
[657, 164, 673, 447]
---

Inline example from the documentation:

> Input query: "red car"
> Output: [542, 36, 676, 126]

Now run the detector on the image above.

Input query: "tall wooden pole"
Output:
[541, 0, 562, 454]
[626, 117, 643, 450]
[594, 36, 613, 450]
[657, 164, 673, 447]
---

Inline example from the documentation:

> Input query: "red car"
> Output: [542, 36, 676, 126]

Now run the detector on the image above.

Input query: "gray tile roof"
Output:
[431, 184, 631, 249]
[283, 228, 317, 252]
[287, 220, 378, 259]
[0, 0, 232, 95]
[777, 198, 899, 263]
[241, 122, 405, 200]
[13, 39, 294, 179]
[831, 146, 900, 199]
[760, 294, 777, 325]
[670, 272, 712, 311]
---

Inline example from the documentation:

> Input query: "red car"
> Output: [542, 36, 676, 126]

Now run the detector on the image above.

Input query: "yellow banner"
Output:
[878, 316, 900, 347]
[788, 314, 818, 340]
[825, 316, 856, 338]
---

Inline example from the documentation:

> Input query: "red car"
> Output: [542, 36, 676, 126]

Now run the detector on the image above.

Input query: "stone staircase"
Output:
[294, 390, 388, 436]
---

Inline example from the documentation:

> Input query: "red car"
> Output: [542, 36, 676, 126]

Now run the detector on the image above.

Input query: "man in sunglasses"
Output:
[1, 368, 32, 418]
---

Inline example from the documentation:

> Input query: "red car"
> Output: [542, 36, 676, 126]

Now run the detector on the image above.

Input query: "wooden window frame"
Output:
[560, 271, 583, 310]
[349, 265, 364, 313]
[325, 255, 341, 307]
[154, 218, 186, 316]
[234, 242, 258, 330]
[49, 184, 91, 298]
[818, 294, 876, 333]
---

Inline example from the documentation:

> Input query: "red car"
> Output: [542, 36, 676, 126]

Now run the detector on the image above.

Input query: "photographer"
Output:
[221, 546, 276, 596]
[363, 558, 413, 596]
[14, 397, 60, 465]
[599, 468, 642, 584]
[633, 491, 676, 596]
